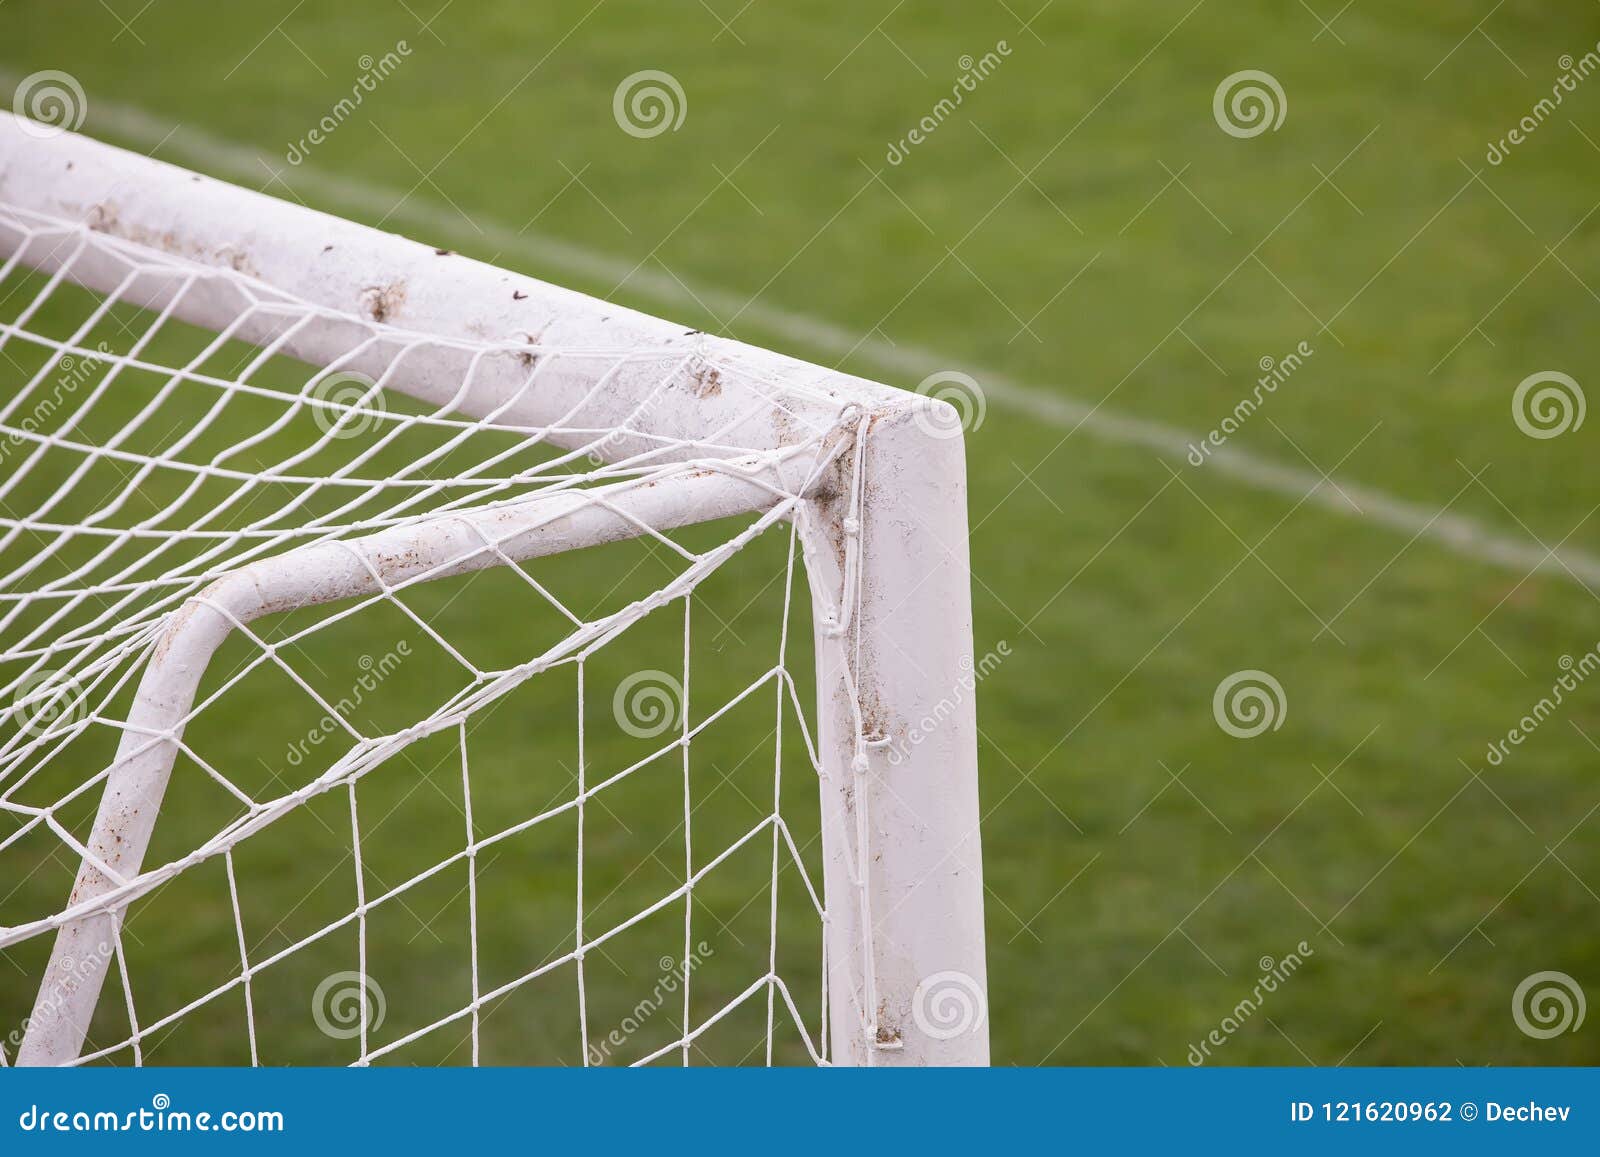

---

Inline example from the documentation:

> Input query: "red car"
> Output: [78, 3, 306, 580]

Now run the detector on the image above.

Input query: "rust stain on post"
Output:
[359, 280, 407, 323]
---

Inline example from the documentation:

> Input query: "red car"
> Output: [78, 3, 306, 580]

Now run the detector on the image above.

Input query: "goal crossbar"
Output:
[0, 111, 989, 1067]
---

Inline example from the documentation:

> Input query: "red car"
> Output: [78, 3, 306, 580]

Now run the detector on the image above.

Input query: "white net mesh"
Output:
[0, 204, 867, 1066]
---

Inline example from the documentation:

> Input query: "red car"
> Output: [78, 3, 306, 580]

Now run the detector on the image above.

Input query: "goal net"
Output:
[0, 112, 987, 1067]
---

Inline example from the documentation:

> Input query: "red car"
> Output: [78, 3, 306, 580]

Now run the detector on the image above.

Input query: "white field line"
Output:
[17, 81, 1600, 588]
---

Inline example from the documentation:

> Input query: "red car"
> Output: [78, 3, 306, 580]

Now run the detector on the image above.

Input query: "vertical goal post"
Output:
[0, 110, 987, 1066]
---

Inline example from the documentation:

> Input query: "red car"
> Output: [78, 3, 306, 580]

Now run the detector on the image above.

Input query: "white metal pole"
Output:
[0, 111, 896, 458]
[0, 113, 990, 1065]
[801, 409, 989, 1066]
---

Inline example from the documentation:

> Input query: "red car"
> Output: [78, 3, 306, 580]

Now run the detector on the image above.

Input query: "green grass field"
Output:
[3, 0, 1600, 1065]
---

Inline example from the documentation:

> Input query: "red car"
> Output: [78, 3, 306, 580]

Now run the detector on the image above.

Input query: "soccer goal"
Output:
[0, 111, 987, 1066]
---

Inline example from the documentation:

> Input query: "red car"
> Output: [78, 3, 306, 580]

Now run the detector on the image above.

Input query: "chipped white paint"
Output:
[0, 114, 988, 1066]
